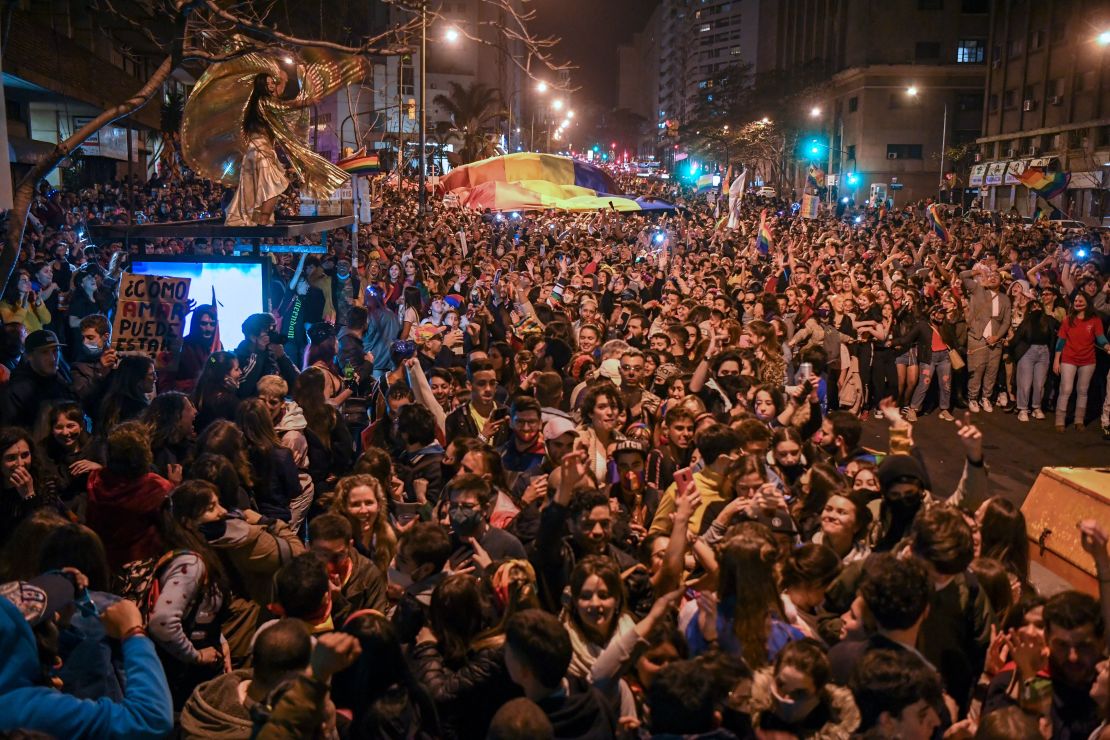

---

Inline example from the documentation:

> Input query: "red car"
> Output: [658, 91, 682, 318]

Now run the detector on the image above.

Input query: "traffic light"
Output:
[592, 144, 600, 153]
[846, 172, 859, 185]
[809, 140, 820, 156]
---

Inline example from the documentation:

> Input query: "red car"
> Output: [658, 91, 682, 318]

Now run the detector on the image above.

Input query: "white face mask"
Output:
[83, 341, 103, 356]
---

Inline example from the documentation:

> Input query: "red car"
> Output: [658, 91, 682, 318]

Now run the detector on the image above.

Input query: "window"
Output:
[400, 59, 414, 95]
[918, 0, 942, 8]
[1047, 78, 1063, 97]
[887, 144, 923, 159]
[1023, 84, 1036, 102]
[1068, 129, 1086, 149]
[847, 145, 856, 161]
[958, 92, 984, 111]
[961, 0, 988, 11]
[699, 23, 711, 32]
[1030, 30, 1046, 51]
[1050, 23, 1066, 42]
[1003, 88, 1017, 108]
[988, 93, 999, 112]
[848, 96, 858, 112]
[915, 42, 941, 61]
[957, 39, 985, 63]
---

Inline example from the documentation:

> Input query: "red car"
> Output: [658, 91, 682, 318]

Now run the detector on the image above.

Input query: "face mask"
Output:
[336, 270, 350, 280]
[449, 507, 483, 538]
[771, 683, 821, 725]
[83, 342, 103, 356]
[816, 307, 831, 320]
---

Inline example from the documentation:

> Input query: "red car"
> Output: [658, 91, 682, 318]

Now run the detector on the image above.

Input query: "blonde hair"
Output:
[329, 474, 397, 574]
[256, 374, 288, 398]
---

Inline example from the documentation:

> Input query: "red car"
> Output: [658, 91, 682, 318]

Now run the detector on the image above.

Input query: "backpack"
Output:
[113, 549, 203, 624]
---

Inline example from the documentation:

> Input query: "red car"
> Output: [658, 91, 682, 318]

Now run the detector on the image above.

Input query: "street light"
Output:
[810, 106, 821, 118]
[759, 117, 771, 125]
[905, 85, 948, 201]
[536, 82, 548, 93]
[567, 110, 575, 118]
[418, 13, 462, 216]
[1098, 30, 1110, 45]
[552, 99, 564, 111]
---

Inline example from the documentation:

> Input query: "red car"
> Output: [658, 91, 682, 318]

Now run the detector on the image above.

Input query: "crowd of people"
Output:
[0, 161, 1108, 740]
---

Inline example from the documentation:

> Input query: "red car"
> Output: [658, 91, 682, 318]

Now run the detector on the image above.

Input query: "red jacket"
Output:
[86, 469, 172, 569]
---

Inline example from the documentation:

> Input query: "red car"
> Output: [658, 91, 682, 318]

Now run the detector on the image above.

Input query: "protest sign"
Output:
[112, 273, 192, 371]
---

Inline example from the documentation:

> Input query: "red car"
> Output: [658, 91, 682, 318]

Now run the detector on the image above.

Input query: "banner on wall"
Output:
[111, 273, 192, 371]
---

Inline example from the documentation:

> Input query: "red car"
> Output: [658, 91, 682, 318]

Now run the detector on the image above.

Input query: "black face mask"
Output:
[449, 507, 483, 538]
[198, 518, 228, 541]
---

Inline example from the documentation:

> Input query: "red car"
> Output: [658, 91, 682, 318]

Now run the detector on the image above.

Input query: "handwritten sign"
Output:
[112, 273, 191, 371]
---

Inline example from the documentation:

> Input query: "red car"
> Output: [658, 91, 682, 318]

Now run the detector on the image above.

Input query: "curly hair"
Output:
[328, 474, 397, 575]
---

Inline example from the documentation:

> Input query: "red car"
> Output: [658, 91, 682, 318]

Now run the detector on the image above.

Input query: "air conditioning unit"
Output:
[1050, 95, 1064, 105]
[887, 152, 899, 160]
[974, 152, 983, 163]
[1028, 146, 1040, 155]
[1023, 99, 1037, 111]
[1006, 148, 1017, 157]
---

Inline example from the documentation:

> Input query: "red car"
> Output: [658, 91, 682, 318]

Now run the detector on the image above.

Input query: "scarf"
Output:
[563, 612, 637, 681]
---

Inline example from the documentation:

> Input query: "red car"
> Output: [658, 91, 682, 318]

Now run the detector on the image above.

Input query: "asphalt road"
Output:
[859, 409, 1109, 508]
[860, 409, 1109, 594]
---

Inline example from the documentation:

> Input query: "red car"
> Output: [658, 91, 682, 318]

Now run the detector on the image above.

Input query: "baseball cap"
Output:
[543, 416, 578, 441]
[612, 439, 648, 458]
[24, 330, 60, 353]
[0, 573, 76, 626]
[414, 324, 446, 343]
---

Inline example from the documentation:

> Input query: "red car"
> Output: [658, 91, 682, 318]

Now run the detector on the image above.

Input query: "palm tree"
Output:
[432, 81, 506, 163]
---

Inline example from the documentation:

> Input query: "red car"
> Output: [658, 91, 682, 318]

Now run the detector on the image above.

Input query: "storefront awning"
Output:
[984, 162, 1008, 186]
[1071, 171, 1104, 189]
[969, 163, 987, 186]
[1004, 160, 1030, 185]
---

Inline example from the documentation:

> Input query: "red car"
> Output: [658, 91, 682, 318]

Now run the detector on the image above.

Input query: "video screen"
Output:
[128, 258, 267, 349]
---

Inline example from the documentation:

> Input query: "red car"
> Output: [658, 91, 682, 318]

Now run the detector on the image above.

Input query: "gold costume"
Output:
[181, 46, 370, 225]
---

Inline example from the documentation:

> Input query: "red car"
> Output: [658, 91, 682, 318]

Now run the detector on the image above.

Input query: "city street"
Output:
[862, 411, 1109, 509]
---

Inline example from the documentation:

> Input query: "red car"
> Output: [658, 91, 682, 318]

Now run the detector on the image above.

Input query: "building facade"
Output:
[766, 0, 990, 205]
[974, 0, 1110, 222]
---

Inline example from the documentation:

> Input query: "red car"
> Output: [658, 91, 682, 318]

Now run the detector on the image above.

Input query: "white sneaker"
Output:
[981, 398, 994, 413]
[1033, 409, 1046, 420]
[997, 392, 1009, 407]
[1018, 410, 1030, 422]
[968, 400, 981, 413]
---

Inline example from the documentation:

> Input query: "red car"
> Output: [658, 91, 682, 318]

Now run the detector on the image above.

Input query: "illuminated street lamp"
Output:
[1098, 30, 1110, 45]
[810, 106, 821, 118]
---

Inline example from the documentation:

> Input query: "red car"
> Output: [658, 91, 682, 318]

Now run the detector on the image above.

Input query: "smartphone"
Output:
[673, 466, 694, 492]
[491, 407, 510, 422]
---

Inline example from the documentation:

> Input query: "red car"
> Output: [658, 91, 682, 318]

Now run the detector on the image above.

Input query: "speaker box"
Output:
[1022, 467, 1110, 596]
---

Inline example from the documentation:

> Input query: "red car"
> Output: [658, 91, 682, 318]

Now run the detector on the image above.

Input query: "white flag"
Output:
[727, 169, 747, 229]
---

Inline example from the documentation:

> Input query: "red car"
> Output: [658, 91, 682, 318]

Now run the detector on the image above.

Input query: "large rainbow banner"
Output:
[439, 152, 674, 212]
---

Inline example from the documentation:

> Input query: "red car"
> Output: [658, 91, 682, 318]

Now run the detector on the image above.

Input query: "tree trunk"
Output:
[2, 55, 174, 293]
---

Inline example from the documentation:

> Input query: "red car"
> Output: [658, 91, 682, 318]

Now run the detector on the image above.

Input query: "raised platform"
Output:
[88, 215, 355, 255]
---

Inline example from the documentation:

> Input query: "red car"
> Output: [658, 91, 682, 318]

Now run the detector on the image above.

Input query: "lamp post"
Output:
[418, 1, 427, 216]
[907, 85, 949, 202]
[529, 82, 548, 152]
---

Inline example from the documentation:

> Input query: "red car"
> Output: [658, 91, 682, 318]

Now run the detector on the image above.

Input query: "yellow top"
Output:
[649, 468, 727, 536]
[0, 299, 51, 333]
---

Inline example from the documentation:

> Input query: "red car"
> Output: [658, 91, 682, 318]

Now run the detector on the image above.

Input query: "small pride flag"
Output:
[926, 202, 949, 243]
[1019, 167, 1070, 199]
[757, 209, 773, 255]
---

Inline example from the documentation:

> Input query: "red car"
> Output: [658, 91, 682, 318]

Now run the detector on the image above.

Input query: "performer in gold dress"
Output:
[181, 46, 370, 226]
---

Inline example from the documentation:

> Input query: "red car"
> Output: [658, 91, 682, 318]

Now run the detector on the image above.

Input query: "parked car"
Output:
[756, 186, 776, 197]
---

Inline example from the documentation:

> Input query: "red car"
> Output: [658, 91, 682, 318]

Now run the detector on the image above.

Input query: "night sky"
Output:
[531, 0, 659, 106]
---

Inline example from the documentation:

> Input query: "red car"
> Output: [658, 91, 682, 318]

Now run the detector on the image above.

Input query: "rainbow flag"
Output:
[695, 174, 716, 193]
[756, 209, 773, 255]
[807, 165, 825, 188]
[926, 203, 949, 243]
[1019, 167, 1070, 199]
[338, 153, 381, 175]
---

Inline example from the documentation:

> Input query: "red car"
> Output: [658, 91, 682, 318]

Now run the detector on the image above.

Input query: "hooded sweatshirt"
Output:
[275, 401, 314, 502]
[179, 669, 255, 739]
[86, 469, 173, 569]
[0, 595, 173, 739]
